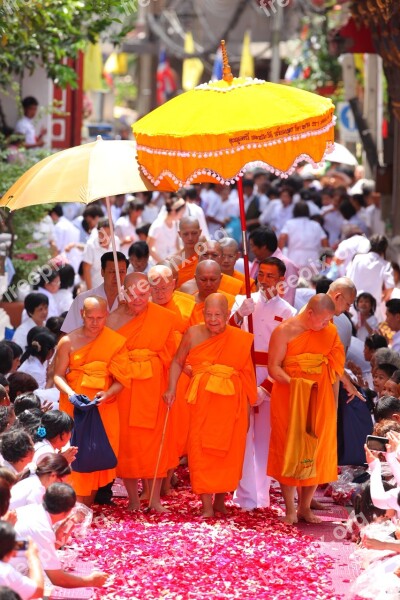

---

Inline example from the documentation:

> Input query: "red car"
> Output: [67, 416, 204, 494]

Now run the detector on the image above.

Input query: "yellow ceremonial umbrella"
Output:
[0, 137, 166, 294]
[133, 41, 335, 328]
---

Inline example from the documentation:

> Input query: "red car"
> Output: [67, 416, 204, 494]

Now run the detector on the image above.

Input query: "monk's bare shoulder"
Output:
[186, 323, 208, 348]
[56, 333, 73, 353]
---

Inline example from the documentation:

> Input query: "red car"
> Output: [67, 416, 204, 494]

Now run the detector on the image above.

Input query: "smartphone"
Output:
[14, 540, 28, 551]
[366, 435, 389, 452]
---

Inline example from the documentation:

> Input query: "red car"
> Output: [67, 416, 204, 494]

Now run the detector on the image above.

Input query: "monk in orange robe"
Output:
[220, 238, 257, 294]
[267, 294, 345, 524]
[185, 261, 236, 326]
[54, 296, 130, 506]
[164, 293, 257, 518]
[107, 272, 176, 512]
[179, 240, 243, 297]
[169, 216, 201, 288]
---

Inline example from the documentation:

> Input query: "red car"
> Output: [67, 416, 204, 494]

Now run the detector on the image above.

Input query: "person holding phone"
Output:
[366, 431, 400, 518]
[0, 521, 43, 599]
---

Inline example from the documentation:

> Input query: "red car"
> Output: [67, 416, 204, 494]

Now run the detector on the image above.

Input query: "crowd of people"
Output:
[2, 162, 400, 597]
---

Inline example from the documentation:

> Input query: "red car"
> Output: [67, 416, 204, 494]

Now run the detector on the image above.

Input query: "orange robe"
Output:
[218, 273, 244, 296]
[59, 327, 130, 496]
[267, 323, 345, 487]
[188, 291, 236, 326]
[175, 254, 198, 288]
[231, 269, 257, 295]
[116, 303, 176, 479]
[185, 325, 256, 494]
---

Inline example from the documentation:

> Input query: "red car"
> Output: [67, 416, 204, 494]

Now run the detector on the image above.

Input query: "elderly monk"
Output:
[54, 296, 130, 506]
[220, 237, 257, 294]
[179, 240, 243, 296]
[164, 293, 257, 517]
[267, 294, 345, 524]
[168, 217, 202, 288]
[187, 260, 235, 325]
[107, 272, 176, 512]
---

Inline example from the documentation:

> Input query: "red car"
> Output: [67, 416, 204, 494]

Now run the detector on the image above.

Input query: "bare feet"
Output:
[201, 508, 215, 518]
[297, 509, 322, 524]
[213, 502, 227, 514]
[148, 502, 169, 514]
[310, 499, 328, 511]
[280, 513, 298, 525]
[127, 501, 141, 511]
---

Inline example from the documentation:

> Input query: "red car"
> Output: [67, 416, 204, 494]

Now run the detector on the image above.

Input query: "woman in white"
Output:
[278, 201, 328, 274]
[10, 453, 71, 509]
[12, 293, 48, 351]
[147, 197, 185, 262]
[17, 331, 56, 389]
[33, 268, 61, 319]
[32, 409, 76, 465]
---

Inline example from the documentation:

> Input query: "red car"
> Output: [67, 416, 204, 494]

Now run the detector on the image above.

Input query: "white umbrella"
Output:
[325, 142, 358, 166]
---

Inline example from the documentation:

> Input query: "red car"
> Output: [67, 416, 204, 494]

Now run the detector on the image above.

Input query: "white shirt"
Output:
[12, 317, 38, 351]
[365, 204, 385, 236]
[33, 439, 56, 464]
[334, 235, 371, 275]
[13, 504, 61, 572]
[321, 205, 345, 246]
[18, 356, 46, 389]
[259, 201, 294, 234]
[61, 283, 118, 333]
[369, 454, 400, 517]
[206, 196, 239, 237]
[294, 287, 315, 312]
[54, 216, 80, 253]
[281, 217, 327, 269]
[346, 252, 394, 321]
[114, 215, 141, 257]
[54, 287, 73, 314]
[148, 218, 180, 260]
[0, 561, 37, 599]
[15, 116, 36, 145]
[10, 473, 46, 509]
[351, 313, 379, 342]
[81, 231, 120, 289]
[333, 313, 352, 355]
[38, 287, 59, 319]
[231, 292, 296, 385]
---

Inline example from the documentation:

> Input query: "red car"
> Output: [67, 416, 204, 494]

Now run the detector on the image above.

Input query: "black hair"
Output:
[0, 376, 8, 389]
[33, 267, 60, 290]
[0, 429, 34, 464]
[375, 363, 398, 379]
[386, 299, 400, 316]
[0, 407, 13, 435]
[315, 277, 333, 295]
[128, 241, 149, 259]
[370, 234, 389, 257]
[248, 227, 278, 253]
[15, 409, 42, 438]
[350, 193, 365, 208]
[100, 251, 129, 271]
[0, 344, 13, 375]
[364, 333, 388, 352]
[43, 482, 76, 514]
[7, 372, 38, 403]
[259, 257, 286, 277]
[354, 292, 376, 316]
[0, 521, 15, 560]
[97, 217, 110, 230]
[35, 410, 73, 442]
[359, 481, 394, 523]
[375, 395, 400, 422]
[21, 330, 56, 364]
[49, 204, 63, 217]
[3, 342, 22, 361]
[58, 264, 75, 289]
[0, 586, 22, 599]
[13, 393, 41, 417]
[293, 201, 310, 218]
[391, 370, 400, 385]
[19, 453, 71, 482]
[127, 199, 145, 211]
[24, 293, 49, 318]
[0, 480, 10, 518]
[339, 200, 356, 220]
[22, 96, 38, 109]
[136, 223, 151, 237]
[182, 187, 198, 201]
[46, 316, 65, 338]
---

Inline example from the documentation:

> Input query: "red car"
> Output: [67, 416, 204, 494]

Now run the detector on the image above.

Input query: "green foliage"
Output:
[0, 0, 135, 90]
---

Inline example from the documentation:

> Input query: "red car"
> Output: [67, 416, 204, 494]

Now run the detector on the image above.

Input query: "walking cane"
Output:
[144, 405, 170, 513]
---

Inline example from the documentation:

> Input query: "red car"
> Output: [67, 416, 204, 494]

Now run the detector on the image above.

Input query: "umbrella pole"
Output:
[237, 176, 253, 334]
[105, 196, 123, 299]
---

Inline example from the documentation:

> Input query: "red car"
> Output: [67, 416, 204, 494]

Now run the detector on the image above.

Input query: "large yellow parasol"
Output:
[133, 41, 335, 330]
[0, 137, 164, 294]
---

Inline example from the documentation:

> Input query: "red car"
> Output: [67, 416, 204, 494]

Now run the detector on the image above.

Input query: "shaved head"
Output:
[148, 264, 174, 284]
[204, 293, 228, 315]
[82, 296, 107, 313]
[327, 276, 357, 315]
[307, 294, 335, 314]
[195, 260, 222, 300]
[328, 277, 357, 295]
[196, 260, 221, 278]
[220, 238, 239, 252]
[179, 216, 200, 231]
[220, 237, 239, 275]
[199, 240, 222, 264]
[81, 295, 107, 336]
[203, 293, 229, 334]
[124, 271, 148, 288]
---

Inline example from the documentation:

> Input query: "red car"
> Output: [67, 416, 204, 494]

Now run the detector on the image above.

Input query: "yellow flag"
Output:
[182, 32, 204, 91]
[239, 31, 254, 79]
[104, 52, 128, 75]
[83, 42, 104, 92]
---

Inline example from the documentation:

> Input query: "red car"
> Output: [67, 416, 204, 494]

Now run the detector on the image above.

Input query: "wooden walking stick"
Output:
[144, 406, 170, 513]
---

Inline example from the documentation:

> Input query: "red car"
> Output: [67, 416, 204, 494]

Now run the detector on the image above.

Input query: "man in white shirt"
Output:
[14, 96, 46, 149]
[206, 186, 239, 238]
[48, 205, 80, 254]
[334, 227, 370, 275]
[0, 522, 43, 599]
[182, 188, 210, 239]
[13, 483, 108, 589]
[61, 251, 128, 333]
[81, 218, 121, 289]
[230, 257, 296, 509]
[259, 187, 294, 235]
[386, 299, 400, 352]
[114, 199, 144, 256]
